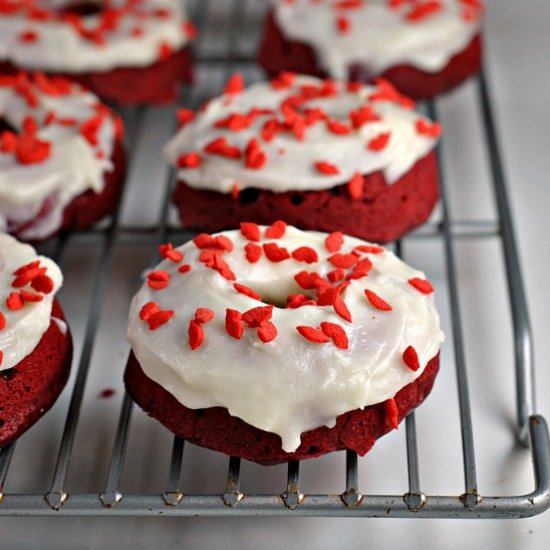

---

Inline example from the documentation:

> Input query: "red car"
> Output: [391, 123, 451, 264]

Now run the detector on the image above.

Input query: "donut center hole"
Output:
[0, 118, 18, 135]
[239, 278, 309, 309]
[59, 1, 103, 17]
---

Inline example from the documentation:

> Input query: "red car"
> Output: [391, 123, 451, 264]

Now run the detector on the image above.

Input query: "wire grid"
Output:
[0, 0, 549, 518]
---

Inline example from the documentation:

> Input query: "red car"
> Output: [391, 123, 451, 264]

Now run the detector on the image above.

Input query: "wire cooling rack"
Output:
[0, 0, 549, 519]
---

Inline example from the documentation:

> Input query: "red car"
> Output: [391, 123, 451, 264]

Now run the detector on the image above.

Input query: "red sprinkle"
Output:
[354, 245, 384, 254]
[188, 320, 204, 350]
[265, 220, 287, 239]
[158, 42, 172, 61]
[6, 292, 24, 310]
[240, 222, 261, 242]
[346, 257, 373, 280]
[296, 326, 330, 344]
[385, 398, 399, 430]
[402, 345, 420, 371]
[245, 138, 267, 170]
[408, 277, 434, 294]
[325, 232, 344, 253]
[178, 264, 192, 274]
[263, 243, 291, 262]
[147, 309, 174, 331]
[292, 246, 319, 264]
[336, 15, 351, 33]
[347, 171, 363, 200]
[215, 235, 234, 251]
[327, 269, 345, 283]
[15, 135, 51, 165]
[225, 309, 244, 339]
[234, 283, 262, 301]
[177, 152, 201, 169]
[327, 119, 351, 135]
[258, 321, 278, 343]
[177, 108, 195, 127]
[320, 322, 349, 349]
[231, 182, 240, 199]
[224, 73, 245, 95]
[367, 132, 391, 151]
[204, 136, 241, 159]
[314, 161, 340, 175]
[270, 71, 296, 90]
[328, 253, 358, 269]
[406, 1, 443, 22]
[193, 233, 217, 249]
[286, 294, 316, 309]
[140, 302, 160, 321]
[194, 308, 215, 324]
[416, 118, 442, 138]
[364, 289, 393, 311]
[244, 242, 262, 263]
[242, 305, 273, 328]
[0, 311, 5, 331]
[19, 30, 38, 43]
[20, 290, 43, 302]
[159, 243, 184, 263]
[147, 270, 170, 290]
[30, 274, 54, 294]
[334, 295, 352, 322]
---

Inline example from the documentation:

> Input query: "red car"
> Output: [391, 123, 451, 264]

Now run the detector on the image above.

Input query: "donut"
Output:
[0, 71, 125, 242]
[257, 0, 484, 99]
[0, 0, 196, 105]
[0, 234, 72, 447]
[125, 224, 444, 464]
[165, 73, 441, 243]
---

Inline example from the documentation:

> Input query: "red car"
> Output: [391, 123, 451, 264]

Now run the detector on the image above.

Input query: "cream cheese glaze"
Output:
[0, 233, 63, 371]
[0, 72, 119, 240]
[271, 0, 483, 78]
[164, 74, 441, 194]
[0, 0, 194, 73]
[127, 225, 444, 452]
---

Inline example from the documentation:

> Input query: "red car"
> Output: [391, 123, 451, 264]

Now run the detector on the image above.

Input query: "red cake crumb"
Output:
[124, 351, 440, 465]
[257, 10, 482, 99]
[173, 150, 439, 244]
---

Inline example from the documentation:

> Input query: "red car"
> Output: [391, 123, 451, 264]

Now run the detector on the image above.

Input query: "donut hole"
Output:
[0, 117, 18, 135]
[59, 1, 103, 18]
[239, 277, 313, 309]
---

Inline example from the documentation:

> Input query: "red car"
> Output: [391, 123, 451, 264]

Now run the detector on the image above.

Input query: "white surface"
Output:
[1, 0, 550, 548]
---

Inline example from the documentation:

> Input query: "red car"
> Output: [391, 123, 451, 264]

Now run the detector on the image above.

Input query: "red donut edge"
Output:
[0, 46, 194, 105]
[0, 300, 73, 448]
[124, 350, 440, 465]
[172, 150, 439, 244]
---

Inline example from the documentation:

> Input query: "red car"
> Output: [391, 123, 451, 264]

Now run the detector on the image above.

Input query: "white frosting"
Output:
[271, 0, 483, 78]
[0, 233, 63, 371]
[0, 0, 193, 73]
[127, 226, 444, 452]
[165, 75, 440, 194]
[0, 73, 118, 240]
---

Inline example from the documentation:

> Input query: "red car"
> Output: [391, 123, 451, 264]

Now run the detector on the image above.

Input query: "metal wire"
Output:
[0, 0, 548, 519]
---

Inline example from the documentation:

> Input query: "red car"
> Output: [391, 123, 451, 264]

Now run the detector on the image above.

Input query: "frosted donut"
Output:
[257, 0, 484, 99]
[126, 224, 444, 463]
[0, 233, 72, 446]
[0, 0, 196, 104]
[0, 71, 125, 241]
[166, 73, 441, 243]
